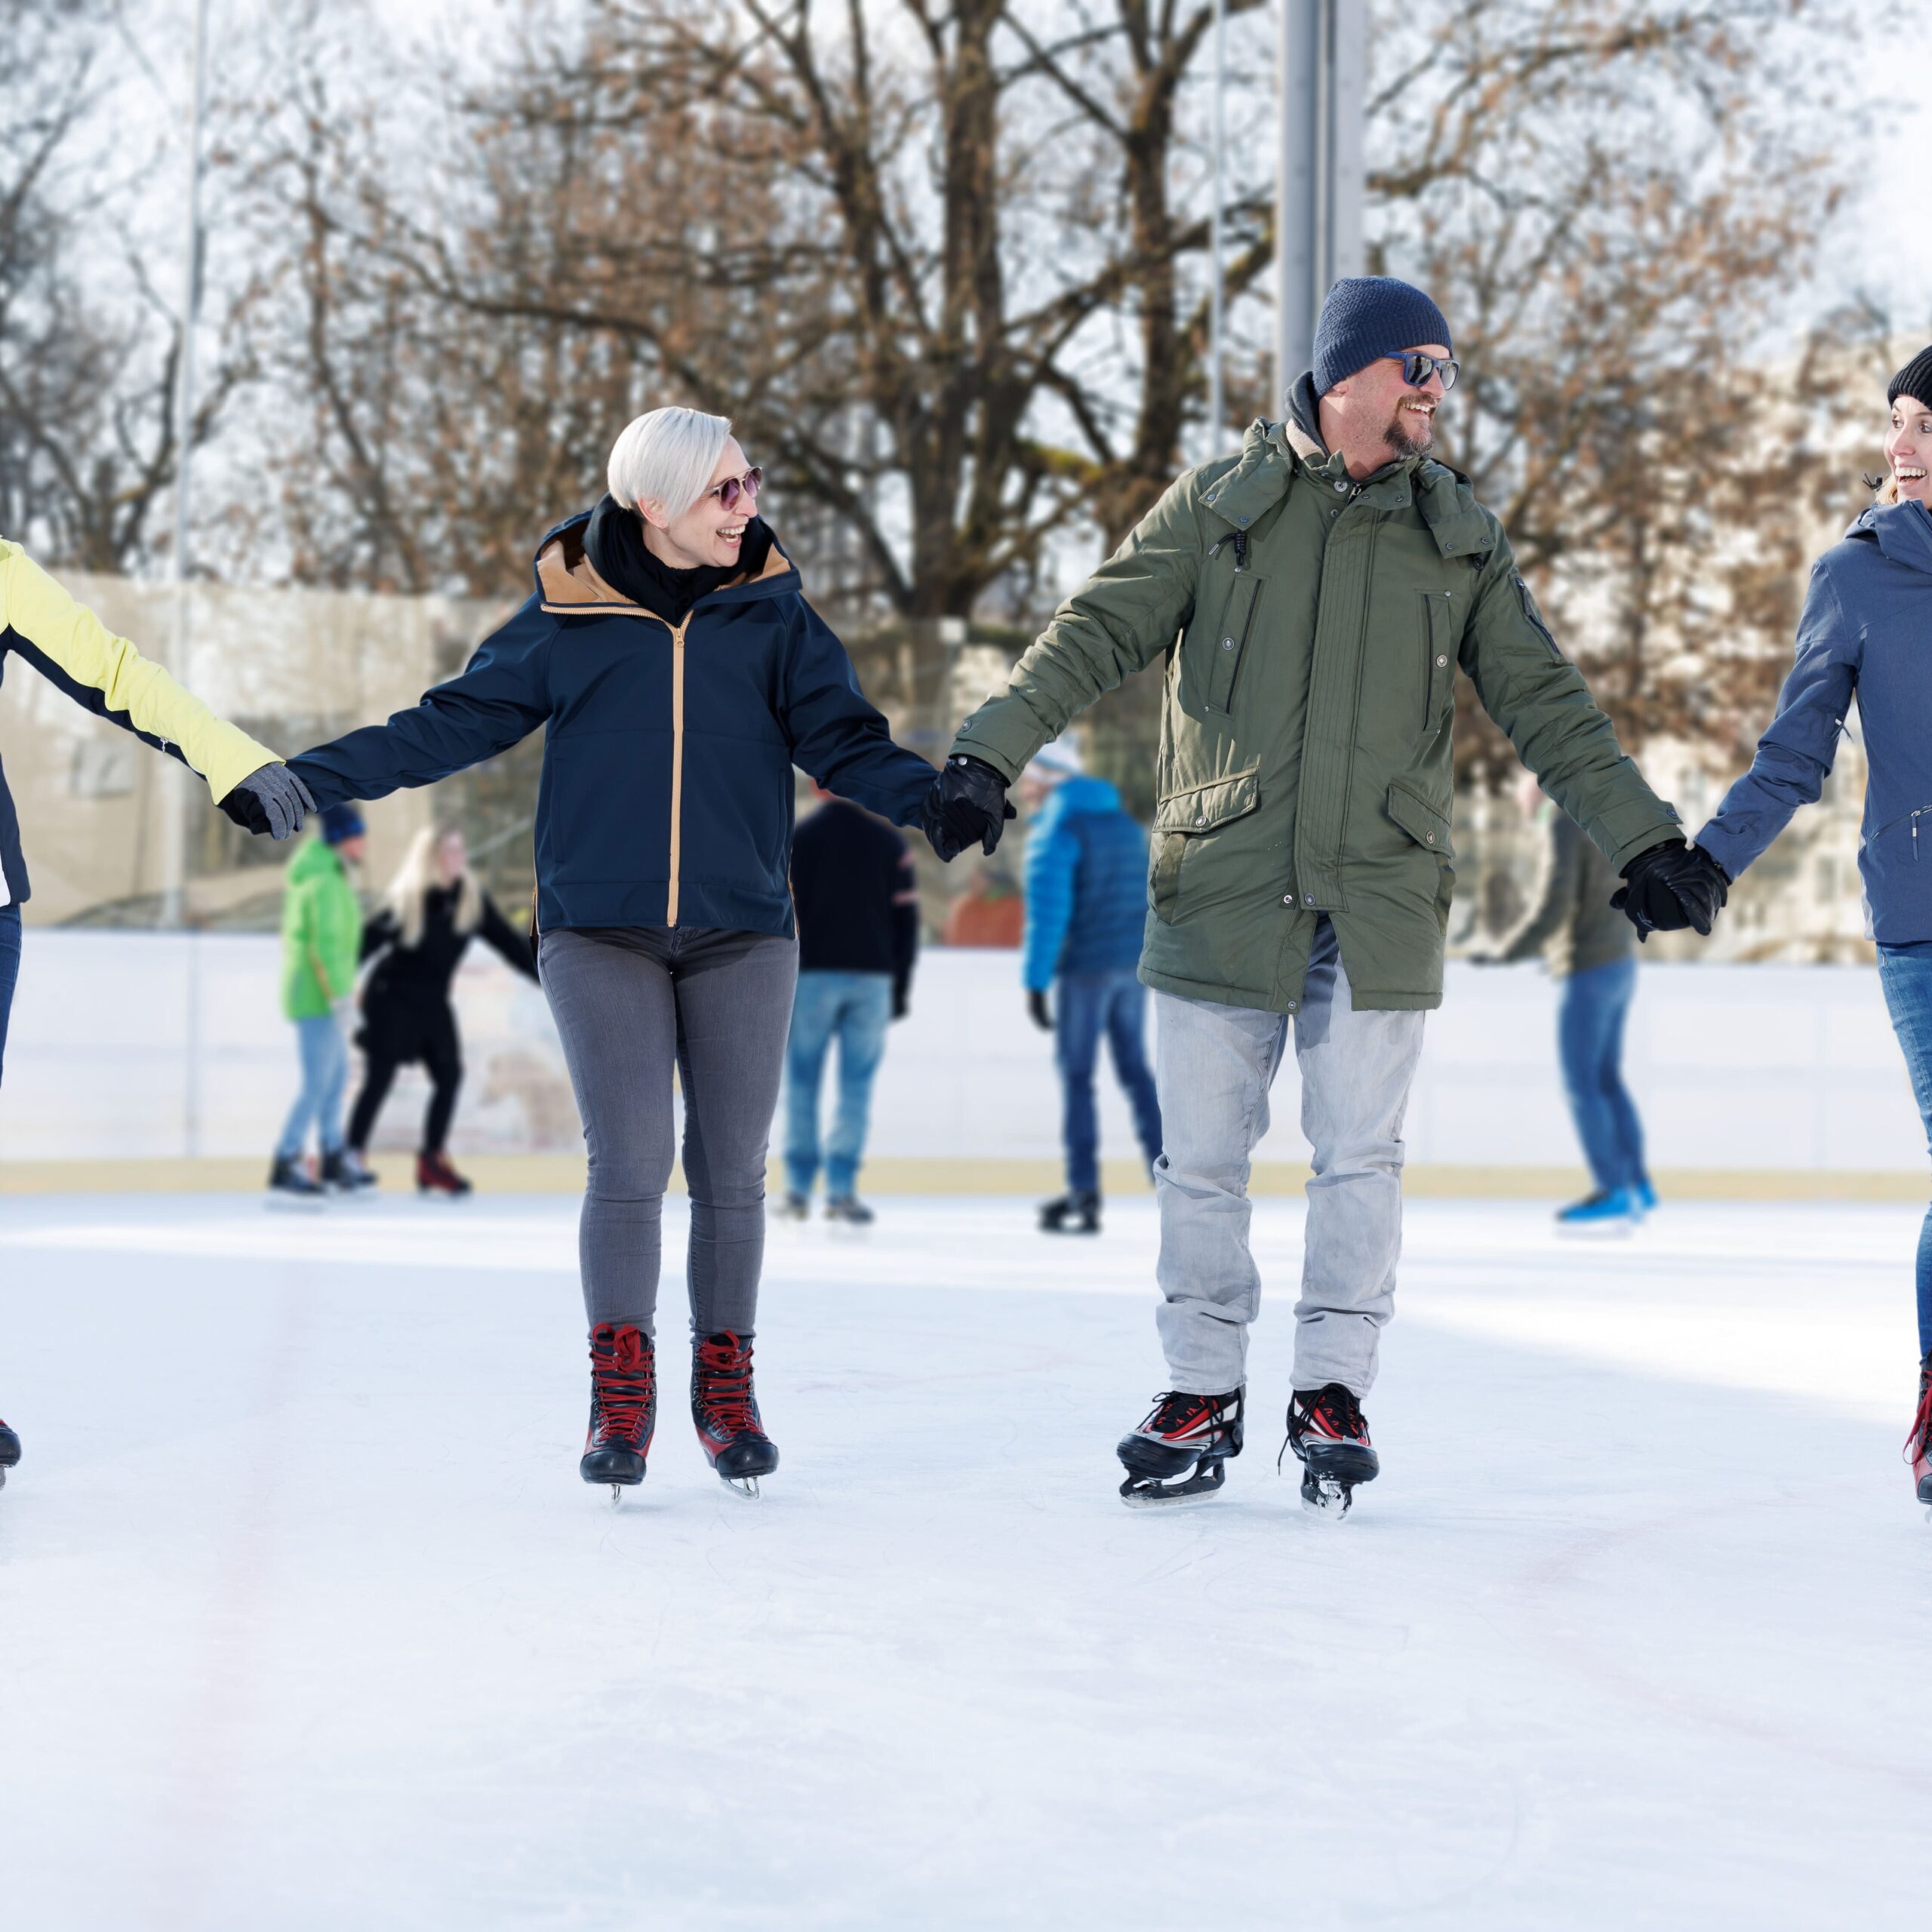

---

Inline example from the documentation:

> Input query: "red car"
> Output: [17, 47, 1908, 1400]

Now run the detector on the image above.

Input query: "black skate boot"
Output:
[1284, 1383, 1379, 1518]
[0, 1415, 19, 1489]
[580, 1323, 656, 1502]
[1905, 1352, 1932, 1518]
[692, 1331, 779, 1497]
[320, 1148, 377, 1197]
[1040, 1189, 1100, 1234]
[1117, 1387, 1244, 1506]
[266, 1152, 325, 1209]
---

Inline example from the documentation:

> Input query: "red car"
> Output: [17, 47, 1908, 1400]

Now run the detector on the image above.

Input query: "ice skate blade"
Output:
[722, 1475, 761, 1500]
[1555, 1220, 1635, 1240]
[264, 1194, 326, 1214]
[1300, 1475, 1355, 1519]
[1120, 1482, 1223, 1509]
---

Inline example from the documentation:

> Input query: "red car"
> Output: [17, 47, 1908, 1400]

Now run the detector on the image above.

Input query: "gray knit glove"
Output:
[220, 762, 317, 841]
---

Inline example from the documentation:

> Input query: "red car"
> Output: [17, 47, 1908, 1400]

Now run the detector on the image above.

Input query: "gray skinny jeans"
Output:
[540, 925, 798, 1339]
[1152, 919, 1426, 1398]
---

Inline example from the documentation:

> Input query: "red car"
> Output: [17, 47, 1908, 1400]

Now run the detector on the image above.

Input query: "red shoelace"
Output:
[694, 1333, 761, 1435]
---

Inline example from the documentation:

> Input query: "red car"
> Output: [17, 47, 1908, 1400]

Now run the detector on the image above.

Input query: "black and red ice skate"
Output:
[1117, 1388, 1244, 1507]
[1905, 1352, 1932, 1521]
[0, 1415, 19, 1490]
[1284, 1383, 1379, 1518]
[692, 1331, 779, 1498]
[416, 1150, 473, 1198]
[580, 1322, 656, 1503]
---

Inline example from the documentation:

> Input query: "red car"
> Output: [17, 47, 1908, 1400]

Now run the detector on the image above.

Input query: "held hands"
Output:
[1027, 989, 1053, 1032]
[920, 755, 1015, 862]
[1611, 838, 1729, 941]
[220, 761, 317, 841]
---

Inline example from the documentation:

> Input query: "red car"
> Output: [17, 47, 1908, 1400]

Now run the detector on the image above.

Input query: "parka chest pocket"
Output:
[1418, 591, 1457, 742]
[1201, 573, 1264, 715]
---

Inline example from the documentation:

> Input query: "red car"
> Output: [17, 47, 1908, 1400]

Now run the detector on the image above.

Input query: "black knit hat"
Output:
[1887, 346, 1932, 408]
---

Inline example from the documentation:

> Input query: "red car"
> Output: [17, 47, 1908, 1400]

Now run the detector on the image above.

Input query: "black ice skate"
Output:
[1906, 1352, 1932, 1519]
[1117, 1387, 1244, 1506]
[1040, 1190, 1100, 1235]
[692, 1331, 779, 1497]
[320, 1148, 377, 1196]
[0, 1415, 19, 1490]
[580, 1322, 657, 1503]
[1284, 1383, 1379, 1518]
[266, 1152, 325, 1209]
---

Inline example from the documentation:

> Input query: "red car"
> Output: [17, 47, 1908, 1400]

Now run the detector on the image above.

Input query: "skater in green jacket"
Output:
[270, 805, 368, 1201]
[925, 275, 1724, 1514]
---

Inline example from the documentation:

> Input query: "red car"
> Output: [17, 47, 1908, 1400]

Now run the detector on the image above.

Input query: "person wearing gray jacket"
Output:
[1487, 780, 1652, 1231]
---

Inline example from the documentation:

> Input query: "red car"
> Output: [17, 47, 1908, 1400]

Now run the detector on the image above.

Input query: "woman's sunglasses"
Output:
[705, 466, 764, 512]
[1381, 352, 1459, 392]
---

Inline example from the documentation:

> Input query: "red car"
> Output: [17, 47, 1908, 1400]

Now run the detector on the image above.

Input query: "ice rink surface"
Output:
[0, 1192, 1926, 1930]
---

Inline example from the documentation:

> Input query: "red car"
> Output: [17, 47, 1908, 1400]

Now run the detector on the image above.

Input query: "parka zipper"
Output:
[1863, 804, 1932, 860]
[665, 614, 691, 924]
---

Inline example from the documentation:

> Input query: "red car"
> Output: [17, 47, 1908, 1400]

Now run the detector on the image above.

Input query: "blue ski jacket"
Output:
[289, 514, 936, 938]
[1698, 499, 1932, 944]
[1021, 774, 1149, 991]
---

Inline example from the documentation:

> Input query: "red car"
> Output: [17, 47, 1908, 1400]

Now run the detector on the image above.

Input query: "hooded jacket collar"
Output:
[1850, 499, 1932, 575]
[533, 509, 798, 617]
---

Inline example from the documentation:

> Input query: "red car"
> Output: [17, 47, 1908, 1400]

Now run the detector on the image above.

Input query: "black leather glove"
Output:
[220, 761, 316, 841]
[891, 985, 909, 1022]
[919, 755, 1016, 862]
[1027, 988, 1052, 1032]
[1611, 838, 1729, 940]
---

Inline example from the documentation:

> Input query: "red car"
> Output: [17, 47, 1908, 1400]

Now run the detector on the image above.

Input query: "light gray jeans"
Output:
[540, 925, 797, 1339]
[1152, 920, 1426, 1398]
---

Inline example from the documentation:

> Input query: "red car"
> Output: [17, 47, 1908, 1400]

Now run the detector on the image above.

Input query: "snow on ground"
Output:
[0, 1192, 1926, 1930]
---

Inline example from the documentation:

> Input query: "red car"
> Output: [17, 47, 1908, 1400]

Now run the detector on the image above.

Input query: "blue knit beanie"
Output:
[1312, 276, 1453, 397]
[320, 804, 365, 845]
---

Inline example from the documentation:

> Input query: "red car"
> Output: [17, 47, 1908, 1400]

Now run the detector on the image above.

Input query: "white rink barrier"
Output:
[0, 932, 1923, 1175]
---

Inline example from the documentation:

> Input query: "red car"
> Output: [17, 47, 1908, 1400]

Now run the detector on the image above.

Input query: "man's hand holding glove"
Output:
[1027, 989, 1052, 1032]
[220, 761, 316, 841]
[920, 755, 1015, 862]
[1611, 838, 1729, 941]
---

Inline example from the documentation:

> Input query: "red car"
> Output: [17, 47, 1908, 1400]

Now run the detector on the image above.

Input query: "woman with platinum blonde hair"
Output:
[285, 404, 990, 1501]
[1694, 346, 1932, 1518]
[343, 824, 537, 1198]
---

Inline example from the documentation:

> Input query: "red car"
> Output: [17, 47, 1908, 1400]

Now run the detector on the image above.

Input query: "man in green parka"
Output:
[928, 277, 1724, 1511]
[272, 803, 368, 1201]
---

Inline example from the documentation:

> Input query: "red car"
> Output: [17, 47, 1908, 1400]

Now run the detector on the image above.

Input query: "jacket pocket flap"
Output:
[1155, 768, 1260, 834]
[1386, 778, 1451, 852]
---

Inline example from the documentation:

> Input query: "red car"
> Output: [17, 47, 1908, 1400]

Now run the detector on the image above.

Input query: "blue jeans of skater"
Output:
[277, 1013, 349, 1161]
[0, 905, 20, 1086]
[1557, 957, 1648, 1195]
[1152, 919, 1426, 1398]
[784, 970, 892, 1199]
[1057, 967, 1163, 1196]
[1876, 943, 1932, 1357]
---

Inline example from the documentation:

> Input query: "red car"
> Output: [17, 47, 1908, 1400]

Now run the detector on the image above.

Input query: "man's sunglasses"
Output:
[1382, 352, 1459, 392]
[704, 466, 764, 512]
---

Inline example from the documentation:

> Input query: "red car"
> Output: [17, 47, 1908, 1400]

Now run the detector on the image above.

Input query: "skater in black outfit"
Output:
[283, 405, 980, 1500]
[346, 825, 537, 1196]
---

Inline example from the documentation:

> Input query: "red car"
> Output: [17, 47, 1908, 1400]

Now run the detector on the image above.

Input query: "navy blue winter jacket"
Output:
[1021, 774, 1149, 990]
[288, 515, 936, 937]
[1699, 500, 1932, 943]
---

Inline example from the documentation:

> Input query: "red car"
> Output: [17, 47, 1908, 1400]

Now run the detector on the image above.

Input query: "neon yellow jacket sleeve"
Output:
[0, 539, 279, 801]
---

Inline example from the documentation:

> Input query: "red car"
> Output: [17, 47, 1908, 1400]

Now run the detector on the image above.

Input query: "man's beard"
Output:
[1384, 401, 1435, 460]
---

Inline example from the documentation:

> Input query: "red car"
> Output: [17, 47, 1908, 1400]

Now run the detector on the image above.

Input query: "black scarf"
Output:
[583, 494, 776, 624]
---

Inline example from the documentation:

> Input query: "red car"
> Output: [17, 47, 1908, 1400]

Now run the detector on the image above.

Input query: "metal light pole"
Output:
[169, 0, 211, 1154]
[1208, 0, 1227, 454]
[1273, 0, 1365, 409]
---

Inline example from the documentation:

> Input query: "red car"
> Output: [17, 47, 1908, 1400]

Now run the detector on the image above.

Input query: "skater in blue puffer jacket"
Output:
[1695, 346, 1932, 1515]
[1020, 737, 1163, 1232]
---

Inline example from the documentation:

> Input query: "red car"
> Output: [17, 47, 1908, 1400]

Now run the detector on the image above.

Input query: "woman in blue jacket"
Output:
[1696, 346, 1932, 1515]
[288, 407, 977, 1500]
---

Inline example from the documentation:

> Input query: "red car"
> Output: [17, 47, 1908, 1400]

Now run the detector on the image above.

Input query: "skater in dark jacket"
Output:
[1694, 347, 1932, 1516]
[346, 825, 538, 1196]
[285, 405, 977, 1500]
